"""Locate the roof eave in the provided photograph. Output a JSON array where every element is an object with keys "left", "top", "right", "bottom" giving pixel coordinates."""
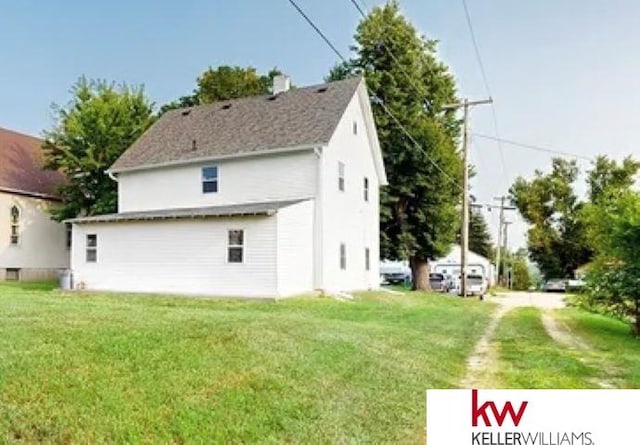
[
  {"left": 108, "top": 143, "right": 323, "bottom": 175},
  {"left": 0, "top": 186, "right": 61, "bottom": 201},
  {"left": 66, "top": 210, "right": 277, "bottom": 224}
]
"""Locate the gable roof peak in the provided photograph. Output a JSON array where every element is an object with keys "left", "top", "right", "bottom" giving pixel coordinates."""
[{"left": 110, "top": 76, "right": 365, "bottom": 172}]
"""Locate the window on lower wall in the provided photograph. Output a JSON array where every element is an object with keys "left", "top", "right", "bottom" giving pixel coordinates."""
[
  {"left": 66, "top": 224, "right": 72, "bottom": 250},
  {"left": 340, "top": 243, "right": 347, "bottom": 270},
  {"left": 365, "top": 247, "right": 370, "bottom": 271},
  {"left": 5, "top": 268, "right": 20, "bottom": 281},
  {"left": 228, "top": 229, "right": 244, "bottom": 263},
  {"left": 10, "top": 205, "right": 19, "bottom": 245},
  {"left": 86, "top": 234, "right": 97, "bottom": 262}
]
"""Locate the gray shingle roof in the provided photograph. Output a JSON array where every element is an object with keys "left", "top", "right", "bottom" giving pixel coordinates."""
[
  {"left": 110, "top": 76, "right": 364, "bottom": 172},
  {"left": 66, "top": 199, "right": 308, "bottom": 224}
]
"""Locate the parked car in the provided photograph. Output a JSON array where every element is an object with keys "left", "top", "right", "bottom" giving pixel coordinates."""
[
  {"left": 429, "top": 273, "right": 448, "bottom": 292},
  {"left": 463, "top": 273, "right": 487, "bottom": 297},
  {"left": 380, "top": 260, "right": 411, "bottom": 285},
  {"left": 566, "top": 279, "right": 586, "bottom": 292},
  {"left": 543, "top": 279, "right": 567, "bottom": 292}
]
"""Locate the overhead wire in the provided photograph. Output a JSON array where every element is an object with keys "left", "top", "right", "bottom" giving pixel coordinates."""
[
  {"left": 288, "top": 0, "right": 464, "bottom": 191},
  {"left": 460, "top": 0, "right": 511, "bottom": 186}
]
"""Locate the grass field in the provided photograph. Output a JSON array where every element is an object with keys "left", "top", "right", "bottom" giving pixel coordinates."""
[
  {"left": 493, "top": 308, "right": 597, "bottom": 388},
  {"left": 0, "top": 282, "right": 492, "bottom": 444},
  {"left": 557, "top": 308, "right": 640, "bottom": 388},
  {"left": 493, "top": 307, "right": 640, "bottom": 389}
]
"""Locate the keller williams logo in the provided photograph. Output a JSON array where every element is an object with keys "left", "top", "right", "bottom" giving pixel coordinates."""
[{"left": 472, "top": 390, "right": 529, "bottom": 427}]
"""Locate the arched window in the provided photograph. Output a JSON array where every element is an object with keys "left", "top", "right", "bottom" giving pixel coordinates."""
[{"left": 10, "top": 205, "right": 19, "bottom": 245}]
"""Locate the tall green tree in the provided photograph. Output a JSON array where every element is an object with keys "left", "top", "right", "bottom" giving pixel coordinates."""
[
  {"left": 43, "top": 77, "right": 154, "bottom": 221},
  {"left": 328, "top": 1, "right": 463, "bottom": 289},
  {"left": 583, "top": 191, "right": 640, "bottom": 335},
  {"left": 160, "top": 66, "right": 282, "bottom": 114},
  {"left": 468, "top": 209, "right": 493, "bottom": 259},
  {"left": 588, "top": 155, "right": 640, "bottom": 204},
  {"left": 510, "top": 251, "right": 531, "bottom": 291},
  {"left": 510, "top": 158, "right": 591, "bottom": 279}
]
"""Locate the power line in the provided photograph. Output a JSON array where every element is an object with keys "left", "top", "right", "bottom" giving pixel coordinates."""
[
  {"left": 287, "top": 0, "right": 347, "bottom": 62},
  {"left": 473, "top": 133, "right": 594, "bottom": 162},
  {"left": 375, "top": 99, "right": 464, "bottom": 191},
  {"left": 347, "top": 0, "right": 437, "bottom": 111},
  {"left": 460, "top": 0, "right": 511, "bottom": 186},
  {"left": 461, "top": 0, "right": 492, "bottom": 97},
  {"left": 288, "top": 0, "right": 463, "bottom": 191}
]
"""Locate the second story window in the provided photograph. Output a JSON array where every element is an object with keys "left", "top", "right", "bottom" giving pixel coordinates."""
[
  {"left": 86, "top": 234, "right": 97, "bottom": 263},
  {"left": 202, "top": 166, "right": 219, "bottom": 193},
  {"left": 338, "top": 162, "right": 345, "bottom": 192},
  {"left": 340, "top": 243, "right": 346, "bottom": 270},
  {"left": 363, "top": 177, "right": 369, "bottom": 202},
  {"left": 10, "top": 205, "right": 19, "bottom": 245},
  {"left": 353, "top": 121, "right": 358, "bottom": 135}
]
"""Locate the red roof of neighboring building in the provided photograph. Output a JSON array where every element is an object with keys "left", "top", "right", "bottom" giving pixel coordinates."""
[{"left": 0, "top": 127, "right": 65, "bottom": 199}]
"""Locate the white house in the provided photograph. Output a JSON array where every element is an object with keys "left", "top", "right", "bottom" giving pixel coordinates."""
[
  {"left": 0, "top": 127, "right": 69, "bottom": 280},
  {"left": 68, "top": 76, "right": 387, "bottom": 297},
  {"left": 431, "top": 244, "right": 495, "bottom": 287}
]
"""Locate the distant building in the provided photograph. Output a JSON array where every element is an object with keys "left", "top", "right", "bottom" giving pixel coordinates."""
[
  {"left": 431, "top": 244, "right": 495, "bottom": 288},
  {"left": 0, "top": 127, "right": 69, "bottom": 280}
]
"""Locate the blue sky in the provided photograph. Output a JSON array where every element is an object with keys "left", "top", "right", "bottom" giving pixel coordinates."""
[{"left": 2, "top": 0, "right": 640, "bottom": 248}]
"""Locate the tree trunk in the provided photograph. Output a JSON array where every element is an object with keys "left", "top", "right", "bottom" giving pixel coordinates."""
[{"left": 410, "top": 256, "right": 432, "bottom": 291}]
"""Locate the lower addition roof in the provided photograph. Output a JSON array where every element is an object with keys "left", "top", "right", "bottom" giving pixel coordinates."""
[{"left": 66, "top": 198, "right": 310, "bottom": 224}]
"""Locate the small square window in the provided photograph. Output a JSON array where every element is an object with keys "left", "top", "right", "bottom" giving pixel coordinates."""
[
  {"left": 338, "top": 162, "right": 345, "bottom": 192},
  {"left": 340, "top": 243, "right": 346, "bottom": 270},
  {"left": 5, "top": 268, "right": 20, "bottom": 281},
  {"left": 202, "top": 166, "right": 219, "bottom": 193}
]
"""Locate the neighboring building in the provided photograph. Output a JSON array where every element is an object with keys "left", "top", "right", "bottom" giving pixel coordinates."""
[
  {"left": 68, "top": 76, "right": 387, "bottom": 297},
  {"left": 0, "top": 127, "right": 69, "bottom": 280},
  {"left": 431, "top": 244, "right": 495, "bottom": 289}
]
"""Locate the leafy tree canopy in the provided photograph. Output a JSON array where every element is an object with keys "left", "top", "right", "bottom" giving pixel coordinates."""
[
  {"left": 510, "top": 158, "right": 591, "bottom": 279},
  {"left": 511, "top": 156, "right": 639, "bottom": 280},
  {"left": 582, "top": 190, "right": 640, "bottom": 335},
  {"left": 43, "top": 77, "right": 154, "bottom": 221},
  {"left": 160, "top": 66, "right": 282, "bottom": 114}
]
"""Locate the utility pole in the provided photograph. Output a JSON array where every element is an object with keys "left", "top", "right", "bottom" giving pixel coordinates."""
[
  {"left": 442, "top": 98, "right": 492, "bottom": 297},
  {"left": 493, "top": 196, "right": 516, "bottom": 286},
  {"left": 503, "top": 221, "right": 513, "bottom": 287}
]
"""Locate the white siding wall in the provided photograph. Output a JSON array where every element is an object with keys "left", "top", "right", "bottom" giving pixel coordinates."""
[
  {"left": 71, "top": 216, "right": 278, "bottom": 297},
  {"left": 276, "top": 199, "right": 314, "bottom": 296},
  {"left": 0, "top": 192, "right": 69, "bottom": 279},
  {"left": 118, "top": 150, "right": 317, "bottom": 212},
  {"left": 318, "top": 87, "right": 381, "bottom": 293}
]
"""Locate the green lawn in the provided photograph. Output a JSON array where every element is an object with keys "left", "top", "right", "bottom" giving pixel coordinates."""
[
  {"left": 556, "top": 308, "right": 640, "bottom": 388},
  {"left": 493, "top": 308, "right": 597, "bottom": 388},
  {"left": 0, "top": 282, "right": 492, "bottom": 444},
  {"left": 492, "top": 307, "right": 640, "bottom": 389}
]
